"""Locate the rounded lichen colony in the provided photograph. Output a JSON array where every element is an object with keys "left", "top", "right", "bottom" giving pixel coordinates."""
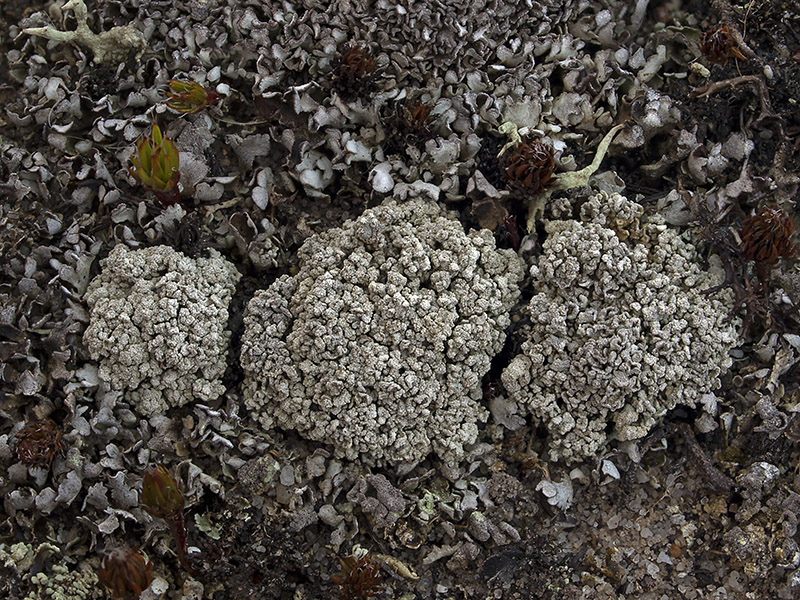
[
  {"left": 241, "top": 199, "right": 524, "bottom": 465},
  {"left": 502, "top": 192, "right": 740, "bottom": 463},
  {"left": 83, "top": 245, "right": 241, "bottom": 416}
]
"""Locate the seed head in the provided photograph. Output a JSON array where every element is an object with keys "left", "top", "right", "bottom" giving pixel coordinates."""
[
  {"left": 166, "top": 80, "right": 219, "bottom": 114},
  {"left": 740, "top": 206, "right": 798, "bottom": 287},
  {"left": 14, "top": 419, "right": 65, "bottom": 468},
  {"left": 501, "top": 138, "right": 555, "bottom": 196},
  {"left": 128, "top": 124, "right": 181, "bottom": 206},
  {"left": 332, "top": 553, "right": 383, "bottom": 600},
  {"left": 97, "top": 547, "right": 153, "bottom": 600},
  {"left": 141, "top": 465, "right": 184, "bottom": 519}
]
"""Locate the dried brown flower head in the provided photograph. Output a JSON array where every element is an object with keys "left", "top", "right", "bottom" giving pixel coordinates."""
[
  {"left": 740, "top": 207, "right": 798, "bottom": 264},
  {"left": 740, "top": 206, "right": 798, "bottom": 285},
  {"left": 383, "top": 98, "right": 436, "bottom": 153},
  {"left": 332, "top": 45, "right": 380, "bottom": 98},
  {"left": 398, "top": 99, "right": 434, "bottom": 133},
  {"left": 501, "top": 138, "right": 556, "bottom": 196},
  {"left": 97, "top": 547, "right": 154, "bottom": 600},
  {"left": 395, "top": 99, "right": 435, "bottom": 146},
  {"left": 332, "top": 553, "right": 384, "bottom": 600},
  {"left": 14, "top": 419, "right": 66, "bottom": 467},
  {"left": 700, "top": 25, "right": 747, "bottom": 64}
]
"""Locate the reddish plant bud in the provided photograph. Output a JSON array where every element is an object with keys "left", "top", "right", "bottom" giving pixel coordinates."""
[
  {"left": 97, "top": 547, "right": 153, "bottom": 600},
  {"left": 501, "top": 137, "right": 556, "bottom": 196},
  {"left": 141, "top": 465, "right": 195, "bottom": 574},
  {"left": 141, "top": 465, "right": 184, "bottom": 520},
  {"left": 15, "top": 419, "right": 66, "bottom": 468},
  {"left": 503, "top": 214, "right": 521, "bottom": 252},
  {"left": 332, "top": 553, "right": 384, "bottom": 600},
  {"left": 166, "top": 80, "right": 220, "bottom": 114}
]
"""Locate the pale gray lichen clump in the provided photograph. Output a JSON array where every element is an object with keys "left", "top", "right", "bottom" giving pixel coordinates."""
[
  {"left": 83, "top": 245, "right": 241, "bottom": 416},
  {"left": 502, "top": 192, "right": 740, "bottom": 463},
  {"left": 241, "top": 199, "right": 523, "bottom": 465}
]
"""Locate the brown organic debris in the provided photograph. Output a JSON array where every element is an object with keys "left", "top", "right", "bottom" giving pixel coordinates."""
[
  {"left": 674, "top": 422, "right": 736, "bottom": 495},
  {"left": 699, "top": 25, "right": 747, "bottom": 64},
  {"left": 469, "top": 196, "right": 508, "bottom": 232},
  {"left": 691, "top": 75, "right": 778, "bottom": 127}
]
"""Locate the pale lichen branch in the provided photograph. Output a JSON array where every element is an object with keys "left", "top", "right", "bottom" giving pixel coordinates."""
[
  {"left": 22, "top": 0, "right": 145, "bottom": 65},
  {"left": 526, "top": 124, "right": 624, "bottom": 230}
]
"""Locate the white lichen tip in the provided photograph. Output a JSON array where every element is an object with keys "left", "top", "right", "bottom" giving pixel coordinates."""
[
  {"left": 22, "top": 0, "right": 145, "bottom": 65},
  {"left": 497, "top": 121, "right": 523, "bottom": 158}
]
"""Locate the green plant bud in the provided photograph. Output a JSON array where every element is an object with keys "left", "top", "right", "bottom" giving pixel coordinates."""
[{"left": 141, "top": 465, "right": 184, "bottom": 519}]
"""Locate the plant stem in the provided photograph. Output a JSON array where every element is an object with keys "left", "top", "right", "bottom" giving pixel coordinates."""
[
  {"left": 154, "top": 187, "right": 182, "bottom": 207},
  {"left": 168, "top": 513, "right": 196, "bottom": 575}
]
